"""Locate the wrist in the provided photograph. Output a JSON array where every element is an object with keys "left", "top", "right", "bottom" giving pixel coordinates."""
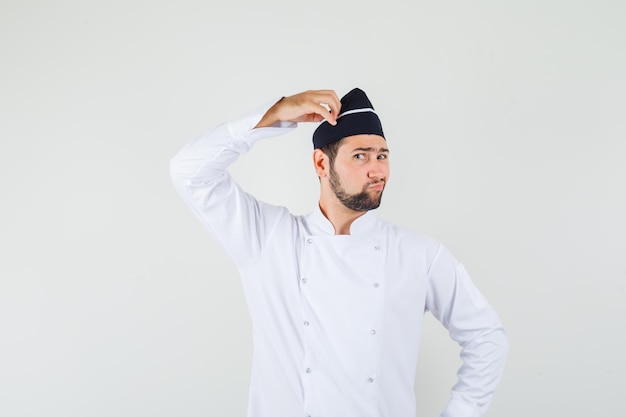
[{"left": 254, "top": 97, "right": 284, "bottom": 129}]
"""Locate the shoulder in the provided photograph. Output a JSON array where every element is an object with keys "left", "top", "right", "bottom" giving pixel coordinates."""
[{"left": 375, "top": 217, "right": 441, "bottom": 256}]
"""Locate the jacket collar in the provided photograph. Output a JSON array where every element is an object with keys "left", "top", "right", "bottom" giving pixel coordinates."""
[{"left": 310, "top": 204, "right": 377, "bottom": 236}]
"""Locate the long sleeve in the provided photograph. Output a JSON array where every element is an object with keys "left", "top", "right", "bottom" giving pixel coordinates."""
[
  {"left": 425, "top": 244, "right": 509, "bottom": 417},
  {"left": 169, "top": 99, "right": 297, "bottom": 266}
]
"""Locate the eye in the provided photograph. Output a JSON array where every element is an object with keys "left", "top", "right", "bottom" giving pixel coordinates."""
[
  {"left": 354, "top": 153, "right": 365, "bottom": 160},
  {"left": 377, "top": 154, "right": 388, "bottom": 160}
]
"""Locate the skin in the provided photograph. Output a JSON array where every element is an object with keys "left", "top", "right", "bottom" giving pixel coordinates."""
[{"left": 255, "top": 90, "right": 390, "bottom": 235}]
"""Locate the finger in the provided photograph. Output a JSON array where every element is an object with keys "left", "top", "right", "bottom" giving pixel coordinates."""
[
  {"left": 312, "top": 91, "right": 341, "bottom": 125},
  {"left": 317, "top": 90, "right": 341, "bottom": 125},
  {"left": 318, "top": 102, "right": 336, "bottom": 124},
  {"left": 303, "top": 101, "right": 335, "bottom": 125},
  {"left": 315, "top": 102, "right": 337, "bottom": 126},
  {"left": 325, "top": 92, "right": 341, "bottom": 124}
]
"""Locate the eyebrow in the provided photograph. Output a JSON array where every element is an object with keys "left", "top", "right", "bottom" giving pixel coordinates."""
[{"left": 351, "top": 147, "right": 390, "bottom": 153}]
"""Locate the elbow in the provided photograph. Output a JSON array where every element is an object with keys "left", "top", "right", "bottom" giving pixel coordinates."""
[
  {"left": 491, "top": 328, "right": 509, "bottom": 375},
  {"left": 500, "top": 328, "right": 510, "bottom": 358},
  {"left": 482, "top": 327, "right": 509, "bottom": 379},
  {"left": 483, "top": 326, "right": 509, "bottom": 362},
  {"left": 169, "top": 153, "right": 192, "bottom": 192},
  {"left": 169, "top": 156, "right": 182, "bottom": 186},
  {"left": 169, "top": 154, "right": 181, "bottom": 181},
  {"left": 461, "top": 326, "right": 509, "bottom": 370},
  {"left": 492, "top": 324, "right": 509, "bottom": 359},
  {"left": 169, "top": 150, "right": 193, "bottom": 184}
]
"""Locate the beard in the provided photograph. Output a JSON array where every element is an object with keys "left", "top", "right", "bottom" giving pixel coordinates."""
[{"left": 329, "top": 165, "right": 384, "bottom": 212}]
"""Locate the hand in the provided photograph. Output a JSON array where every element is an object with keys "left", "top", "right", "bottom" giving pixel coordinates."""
[{"left": 255, "top": 90, "right": 341, "bottom": 128}]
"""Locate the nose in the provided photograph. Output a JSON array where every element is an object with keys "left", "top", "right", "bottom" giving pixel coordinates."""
[{"left": 367, "top": 161, "right": 386, "bottom": 181}]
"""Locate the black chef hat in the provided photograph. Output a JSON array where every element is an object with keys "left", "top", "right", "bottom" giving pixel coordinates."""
[{"left": 312, "top": 88, "right": 385, "bottom": 149}]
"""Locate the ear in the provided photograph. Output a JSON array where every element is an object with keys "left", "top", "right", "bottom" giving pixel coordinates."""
[{"left": 312, "top": 149, "right": 329, "bottom": 178}]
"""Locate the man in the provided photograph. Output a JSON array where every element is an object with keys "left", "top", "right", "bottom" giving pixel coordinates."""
[{"left": 170, "top": 88, "right": 508, "bottom": 417}]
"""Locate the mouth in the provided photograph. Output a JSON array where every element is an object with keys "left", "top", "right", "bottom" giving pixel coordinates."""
[{"left": 368, "top": 181, "right": 385, "bottom": 191}]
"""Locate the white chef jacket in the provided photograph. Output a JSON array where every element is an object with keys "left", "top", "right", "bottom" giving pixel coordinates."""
[{"left": 170, "top": 99, "right": 508, "bottom": 417}]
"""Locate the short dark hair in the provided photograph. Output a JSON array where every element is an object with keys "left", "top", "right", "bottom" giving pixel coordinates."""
[{"left": 320, "top": 137, "right": 346, "bottom": 168}]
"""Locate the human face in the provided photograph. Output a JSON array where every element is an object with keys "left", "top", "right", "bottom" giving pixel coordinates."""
[{"left": 328, "top": 135, "right": 389, "bottom": 212}]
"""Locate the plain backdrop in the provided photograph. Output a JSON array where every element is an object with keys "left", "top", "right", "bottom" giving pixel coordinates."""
[{"left": 1, "top": 1, "right": 625, "bottom": 416}]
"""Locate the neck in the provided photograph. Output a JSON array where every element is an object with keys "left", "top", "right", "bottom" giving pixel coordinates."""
[{"left": 318, "top": 190, "right": 367, "bottom": 235}]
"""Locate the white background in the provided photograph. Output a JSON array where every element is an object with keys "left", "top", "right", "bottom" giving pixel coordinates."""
[{"left": 1, "top": 1, "right": 625, "bottom": 416}]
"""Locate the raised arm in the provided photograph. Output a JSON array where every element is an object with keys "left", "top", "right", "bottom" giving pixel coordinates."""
[
  {"left": 169, "top": 90, "right": 341, "bottom": 266},
  {"left": 425, "top": 244, "right": 509, "bottom": 417}
]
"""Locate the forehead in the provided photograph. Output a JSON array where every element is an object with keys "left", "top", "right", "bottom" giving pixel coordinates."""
[{"left": 339, "top": 134, "right": 388, "bottom": 153}]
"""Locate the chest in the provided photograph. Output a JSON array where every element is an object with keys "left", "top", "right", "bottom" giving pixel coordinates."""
[{"left": 297, "top": 234, "right": 428, "bottom": 324}]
